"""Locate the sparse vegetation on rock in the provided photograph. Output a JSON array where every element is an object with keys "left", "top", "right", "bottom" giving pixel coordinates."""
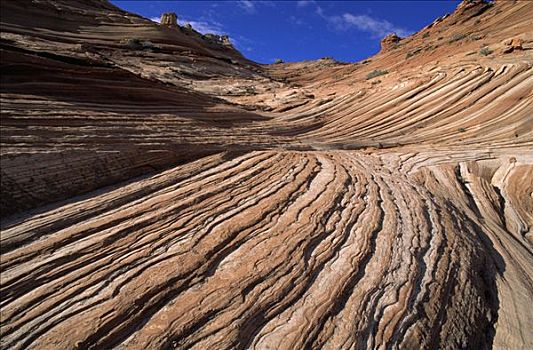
[
  {"left": 449, "top": 33, "right": 467, "bottom": 42},
  {"left": 479, "top": 46, "right": 492, "bottom": 55},
  {"left": 1, "top": 0, "right": 532, "bottom": 349},
  {"left": 122, "top": 37, "right": 157, "bottom": 50},
  {"left": 406, "top": 48, "right": 422, "bottom": 59},
  {"left": 366, "top": 69, "right": 388, "bottom": 79}
]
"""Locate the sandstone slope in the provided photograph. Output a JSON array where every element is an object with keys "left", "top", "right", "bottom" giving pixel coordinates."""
[{"left": 1, "top": 0, "right": 532, "bottom": 349}]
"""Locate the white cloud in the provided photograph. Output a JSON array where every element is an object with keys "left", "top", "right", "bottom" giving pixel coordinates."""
[
  {"left": 341, "top": 13, "right": 412, "bottom": 38},
  {"left": 289, "top": 15, "right": 305, "bottom": 26},
  {"left": 237, "top": 1, "right": 276, "bottom": 14},
  {"left": 183, "top": 19, "right": 224, "bottom": 35},
  {"left": 316, "top": 9, "right": 412, "bottom": 39},
  {"left": 231, "top": 35, "right": 256, "bottom": 53},
  {"left": 297, "top": 0, "right": 315, "bottom": 7},
  {"left": 150, "top": 16, "right": 160, "bottom": 23},
  {"left": 238, "top": 0, "right": 256, "bottom": 14}
]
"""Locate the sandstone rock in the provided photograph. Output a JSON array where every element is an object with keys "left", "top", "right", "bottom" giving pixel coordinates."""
[
  {"left": 457, "top": 0, "right": 487, "bottom": 10},
  {"left": 160, "top": 12, "right": 177, "bottom": 26},
  {"left": 454, "top": 0, "right": 493, "bottom": 24},
  {"left": 502, "top": 37, "right": 523, "bottom": 53},
  {"left": 0, "top": 0, "right": 532, "bottom": 349},
  {"left": 380, "top": 33, "right": 401, "bottom": 51},
  {"left": 204, "top": 33, "right": 232, "bottom": 46}
]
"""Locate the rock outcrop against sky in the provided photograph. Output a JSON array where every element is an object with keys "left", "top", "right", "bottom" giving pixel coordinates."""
[{"left": 0, "top": 0, "right": 532, "bottom": 349}]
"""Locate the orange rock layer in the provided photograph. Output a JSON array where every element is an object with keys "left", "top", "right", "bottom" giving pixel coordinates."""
[{"left": 1, "top": 0, "right": 532, "bottom": 349}]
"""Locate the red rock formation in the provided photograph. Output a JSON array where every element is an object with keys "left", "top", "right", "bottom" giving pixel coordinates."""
[
  {"left": 380, "top": 33, "right": 401, "bottom": 52},
  {"left": 1, "top": 0, "right": 532, "bottom": 349},
  {"left": 160, "top": 12, "right": 178, "bottom": 26}
]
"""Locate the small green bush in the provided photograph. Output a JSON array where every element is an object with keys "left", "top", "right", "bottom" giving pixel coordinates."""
[
  {"left": 274, "top": 58, "right": 284, "bottom": 64},
  {"left": 366, "top": 69, "right": 388, "bottom": 80},
  {"left": 458, "top": 127, "right": 466, "bottom": 133},
  {"left": 479, "top": 46, "right": 492, "bottom": 56},
  {"left": 123, "top": 38, "right": 157, "bottom": 50},
  {"left": 449, "top": 33, "right": 467, "bottom": 43},
  {"left": 124, "top": 37, "right": 142, "bottom": 48},
  {"left": 405, "top": 48, "right": 422, "bottom": 59},
  {"left": 422, "top": 32, "right": 430, "bottom": 39},
  {"left": 141, "top": 40, "right": 156, "bottom": 49}
]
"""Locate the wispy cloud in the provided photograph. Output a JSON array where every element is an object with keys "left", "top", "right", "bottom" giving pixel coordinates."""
[
  {"left": 238, "top": 0, "right": 256, "bottom": 14},
  {"left": 231, "top": 34, "right": 256, "bottom": 53},
  {"left": 150, "top": 16, "right": 224, "bottom": 35},
  {"left": 184, "top": 19, "right": 224, "bottom": 35},
  {"left": 289, "top": 15, "right": 305, "bottom": 26},
  {"left": 297, "top": 0, "right": 315, "bottom": 7},
  {"left": 237, "top": 1, "right": 276, "bottom": 14},
  {"left": 316, "top": 8, "right": 412, "bottom": 38}
]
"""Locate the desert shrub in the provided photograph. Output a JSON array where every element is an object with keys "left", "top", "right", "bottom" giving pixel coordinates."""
[
  {"left": 422, "top": 32, "right": 430, "bottom": 39},
  {"left": 405, "top": 48, "right": 422, "bottom": 59},
  {"left": 449, "top": 33, "right": 467, "bottom": 43},
  {"left": 123, "top": 37, "right": 142, "bottom": 48},
  {"left": 479, "top": 46, "right": 492, "bottom": 56},
  {"left": 141, "top": 40, "right": 156, "bottom": 49},
  {"left": 274, "top": 58, "right": 284, "bottom": 64},
  {"left": 458, "top": 127, "right": 466, "bottom": 132},
  {"left": 366, "top": 69, "right": 388, "bottom": 80},
  {"left": 123, "top": 38, "right": 157, "bottom": 50}
]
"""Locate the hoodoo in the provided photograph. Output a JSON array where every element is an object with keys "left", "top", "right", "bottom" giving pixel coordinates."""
[
  {"left": 380, "top": 33, "right": 401, "bottom": 52},
  {"left": 159, "top": 12, "right": 177, "bottom": 26}
]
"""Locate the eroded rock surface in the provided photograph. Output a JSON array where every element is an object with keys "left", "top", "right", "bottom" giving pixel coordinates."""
[
  {"left": 380, "top": 33, "right": 401, "bottom": 52},
  {"left": 1, "top": 0, "right": 532, "bottom": 349},
  {"left": 160, "top": 12, "right": 178, "bottom": 26}
]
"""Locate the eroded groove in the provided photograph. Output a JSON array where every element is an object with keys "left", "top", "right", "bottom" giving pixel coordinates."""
[{"left": 1, "top": 0, "right": 532, "bottom": 349}]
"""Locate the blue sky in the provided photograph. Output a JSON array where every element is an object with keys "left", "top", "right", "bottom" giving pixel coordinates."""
[{"left": 111, "top": 0, "right": 461, "bottom": 63}]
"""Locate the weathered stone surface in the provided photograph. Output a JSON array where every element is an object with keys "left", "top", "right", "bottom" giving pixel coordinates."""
[
  {"left": 204, "top": 33, "right": 232, "bottom": 46},
  {"left": 160, "top": 12, "right": 177, "bottom": 26},
  {"left": 380, "top": 33, "right": 401, "bottom": 51},
  {"left": 502, "top": 37, "right": 524, "bottom": 54},
  {"left": 1, "top": 0, "right": 532, "bottom": 349}
]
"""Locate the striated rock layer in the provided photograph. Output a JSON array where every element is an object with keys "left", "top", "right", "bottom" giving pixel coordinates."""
[{"left": 1, "top": 0, "right": 532, "bottom": 349}]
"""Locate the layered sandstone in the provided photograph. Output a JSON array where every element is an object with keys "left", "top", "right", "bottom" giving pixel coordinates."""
[
  {"left": 380, "top": 33, "right": 401, "bottom": 51},
  {"left": 160, "top": 12, "right": 178, "bottom": 26},
  {"left": 1, "top": 0, "right": 532, "bottom": 349}
]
